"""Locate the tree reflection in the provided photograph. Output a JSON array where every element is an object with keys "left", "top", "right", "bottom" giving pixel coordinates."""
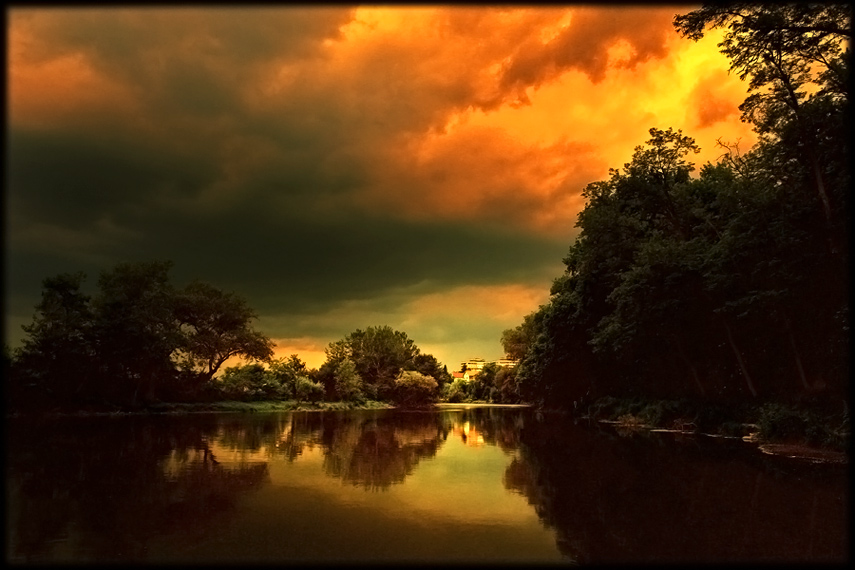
[
  {"left": 322, "top": 412, "right": 446, "bottom": 490},
  {"left": 5, "top": 416, "right": 268, "bottom": 563},
  {"left": 502, "top": 413, "right": 848, "bottom": 564}
]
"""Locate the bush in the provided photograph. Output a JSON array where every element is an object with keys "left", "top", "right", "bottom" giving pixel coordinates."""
[
  {"left": 756, "top": 402, "right": 849, "bottom": 449},
  {"left": 443, "top": 379, "right": 469, "bottom": 403},
  {"left": 215, "top": 363, "right": 283, "bottom": 401},
  {"left": 392, "top": 370, "right": 438, "bottom": 407},
  {"left": 293, "top": 376, "right": 324, "bottom": 403},
  {"left": 757, "top": 403, "right": 811, "bottom": 442}
]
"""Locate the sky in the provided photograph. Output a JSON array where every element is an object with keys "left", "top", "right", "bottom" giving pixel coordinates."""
[{"left": 5, "top": 5, "right": 758, "bottom": 371}]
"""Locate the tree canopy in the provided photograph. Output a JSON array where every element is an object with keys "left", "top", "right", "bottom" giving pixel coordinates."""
[
  {"left": 504, "top": 4, "right": 849, "bottom": 407},
  {"left": 9, "top": 261, "right": 274, "bottom": 409},
  {"left": 318, "top": 325, "right": 450, "bottom": 403}
]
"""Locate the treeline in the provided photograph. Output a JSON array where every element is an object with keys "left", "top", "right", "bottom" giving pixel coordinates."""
[
  {"left": 500, "top": 5, "right": 850, "bottom": 407},
  {"left": 213, "top": 325, "right": 456, "bottom": 407},
  {"left": 5, "top": 261, "right": 275, "bottom": 410},
  {"left": 3, "top": 260, "right": 454, "bottom": 410}
]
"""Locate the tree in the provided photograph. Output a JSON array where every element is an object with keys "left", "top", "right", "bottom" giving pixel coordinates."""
[
  {"left": 501, "top": 312, "right": 543, "bottom": 361},
  {"left": 91, "top": 261, "right": 180, "bottom": 405},
  {"left": 392, "top": 370, "right": 438, "bottom": 407},
  {"left": 269, "top": 355, "right": 323, "bottom": 402},
  {"left": 11, "top": 272, "right": 98, "bottom": 406},
  {"left": 334, "top": 358, "right": 363, "bottom": 402},
  {"left": 674, "top": 4, "right": 851, "bottom": 247},
  {"left": 318, "top": 325, "right": 449, "bottom": 402},
  {"left": 216, "top": 363, "right": 277, "bottom": 401},
  {"left": 10, "top": 260, "right": 276, "bottom": 408},
  {"left": 172, "top": 280, "right": 275, "bottom": 390}
]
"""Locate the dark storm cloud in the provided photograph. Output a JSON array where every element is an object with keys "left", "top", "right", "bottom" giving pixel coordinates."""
[
  {"left": 8, "top": 6, "right": 756, "bottom": 367},
  {"left": 6, "top": 115, "right": 567, "bottom": 340},
  {"left": 497, "top": 6, "right": 680, "bottom": 101}
]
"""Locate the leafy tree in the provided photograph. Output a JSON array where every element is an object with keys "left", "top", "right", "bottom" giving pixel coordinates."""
[
  {"left": 216, "top": 363, "right": 279, "bottom": 401},
  {"left": 504, "top": 5, "right": 849, "bottom": 409},
  {"left": 268, "top": 355, "right": 323, "bottom": 402},
  {"left": 91, "top": 261, "right": 180, "bottom": 405},
  {"left": 9, "top": 260, "right": 275, "bottom": 408},
  {"left": 501, "top": 312, "right": 544, "bottom": 361},
  {"left": 172, "top": 280, "right": 275, "bottom": 390},
  {"left": 334, "top": 358, "right": 364, "bottom": 402},
  {"left": 318, "top": 325, "right": 449, "bottom": 402},
  {"left": 11, "top": 272, "right": 98, "bottom": 406},
  {"left": 443, "top": 378, "right": 470, "bottom": 403},
  {"left": 674, "top": 3, "right": 851, "bottom": 247},
  {"left": 392, "top": 370, "right": 438, "bottom": 407},
  {"left": 412, "top": 353, "right": 452, "bottom": 392}
]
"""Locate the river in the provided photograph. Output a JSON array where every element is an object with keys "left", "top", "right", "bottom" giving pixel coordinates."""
[{"left": 5, "top": 405, "right": 848, "bottom": 564}]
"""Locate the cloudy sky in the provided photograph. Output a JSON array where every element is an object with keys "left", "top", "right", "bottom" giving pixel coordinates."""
[{"left": 6, "top": 5, "right": 757, "bottom": 371}]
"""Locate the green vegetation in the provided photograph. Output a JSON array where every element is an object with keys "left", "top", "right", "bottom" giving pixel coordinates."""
[
  {"left": 6, "top": 284, "right": 453, "bottom": 412},
  {"left": 7, "top": 261, "right": 274, "bottom": 411},
  {"left": 441, "top": 363, "right": 521, "bottom": 404},
  {"left": 315, "top": 325, "right": 451, "bottom": 404},
  {"left": 499, "top": 5, "right": 849, "bottom": 437},
  {"left": 583, "top": 396, "right": 849, "bottom": 452}
]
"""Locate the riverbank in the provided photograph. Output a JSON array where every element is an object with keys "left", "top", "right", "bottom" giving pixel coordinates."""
[
  {"left": 5, "top": 399, "right": 396, "bottom": 419},
  {"left": 578, "top": 395, "right": 849, "bottom": 463}
]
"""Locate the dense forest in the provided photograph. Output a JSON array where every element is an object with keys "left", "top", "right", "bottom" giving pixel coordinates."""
[{"left": 501, "top": 5, "right": 850, "bottom": 408}]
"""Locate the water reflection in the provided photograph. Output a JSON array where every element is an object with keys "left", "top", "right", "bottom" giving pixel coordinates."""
[
  {"left": 5, "top": 408, "right": 848, "bottom": 564},
  {"left": 6, "top": 416, "right": 268, "bottom": 563},
  {"left": 504, "top": 413, "right": 849, "bottom": 564}
]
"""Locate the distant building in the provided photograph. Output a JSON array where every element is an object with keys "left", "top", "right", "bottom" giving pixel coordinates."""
[
  {"left": 451, "top": 371, "right": 471, "bottom": 382},
  {"left": 460, "top": 358, "right": 486, "bottom": 373},
  {"left": 460, "top": 357, "right": 518, "bottom": 376}
]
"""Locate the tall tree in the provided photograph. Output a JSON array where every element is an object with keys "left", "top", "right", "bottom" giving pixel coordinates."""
[
  {"left": 11, "top": 272, "right": 97, "bottom": 405},
  {"left": 674, "top": 4, "right": 851, "bottom": 248},
  {"left": 172, "top": 280, "right": 275, "bottom": 390}
]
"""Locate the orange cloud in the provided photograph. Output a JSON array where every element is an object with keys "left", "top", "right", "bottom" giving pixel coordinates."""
[
  {"left": 690, "top": 70, "right": 743, "bottom": 129},
  {"left": 8, "top": 21, "right": 139, "bottom": 128},
  {"left": 497, "top": 6, "right": 681, "bottom": 95},
  {"left": 357, "top": 123, "right": 603, "bottom": 238}
]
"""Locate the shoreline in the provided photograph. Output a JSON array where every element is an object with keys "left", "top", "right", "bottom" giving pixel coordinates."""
[{"left": 6, "top": 399, "right": 846, "bottom": 464}]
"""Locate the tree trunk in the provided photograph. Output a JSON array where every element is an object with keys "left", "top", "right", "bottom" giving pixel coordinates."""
[
  {"left": 721, "top": 317, "right": 757, "bottom": 398},
  {"left": 781, "top": 312, "right": 811, "bottom": 392},
  {"left": 671, "top": 335, "right": 706, "bottom": 397}
]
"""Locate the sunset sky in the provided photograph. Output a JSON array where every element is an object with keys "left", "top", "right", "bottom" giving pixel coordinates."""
[{"left": 6, "top": 6, "right": 758, "bottom": 371}]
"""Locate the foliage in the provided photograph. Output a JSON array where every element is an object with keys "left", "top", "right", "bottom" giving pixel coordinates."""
[
  {"left": 172, "top": 281, "right": 275, "bottom": 386},
  {"left": 756, "top": 402, "right": 849, "bottom": 449},
  {"left": 8, "top": 261, "right": 275, "bottom": 410},
  {"left": 268, "top": 355, "right": 322, "bottom": 402},
  {"left": 333, "top": 358, "right": 364, "bottom": 403},
  {"left": 391, "top": 370, "right": 438, "bottom": 407},
  {"left": 318, "top": 325, "right": 450, "bottom": 403},
  {"left": 505, "top": 5, "right": 849, "bottom": 410},
  {"left": 215, "top": 363, "right": 280, "bottom": 402},
  {"left": 293, "top": 376, "right": 325, "bottom": 403},
  {"left": 443, "top": 379, "right": 470, "bottom": 403}
]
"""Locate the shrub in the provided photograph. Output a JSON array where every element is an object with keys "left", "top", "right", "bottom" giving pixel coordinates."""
[
  {"left": 293, "top": 376, "right": 324, "bottom": 403},
  {"left": 392, "top": 370, "right": 438, "bottom": 407},
  {"left": 443, "top": 379, "right": 469, "bottom": 403},
  {"left": 757, "top": 403, "right": 811, "bottom": 442},
  {"left": 216, "top": 363, "right": 283, "bottom": 401}
]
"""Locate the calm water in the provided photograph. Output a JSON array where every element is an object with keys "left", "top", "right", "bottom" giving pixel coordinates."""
[{"left": 5, "top": 405, "right": 848, "bottom": 564}]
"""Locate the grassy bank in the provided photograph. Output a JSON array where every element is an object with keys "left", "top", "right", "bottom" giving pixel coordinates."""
[
  {"left": 581, "top": 396, "right": 850, "bottom": 452},
  {"left": 146, "top": 400, "right": 396, "bottom": 414},
  {"left": 6, "top": 399, "right": 396, "bottom": 418}
]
